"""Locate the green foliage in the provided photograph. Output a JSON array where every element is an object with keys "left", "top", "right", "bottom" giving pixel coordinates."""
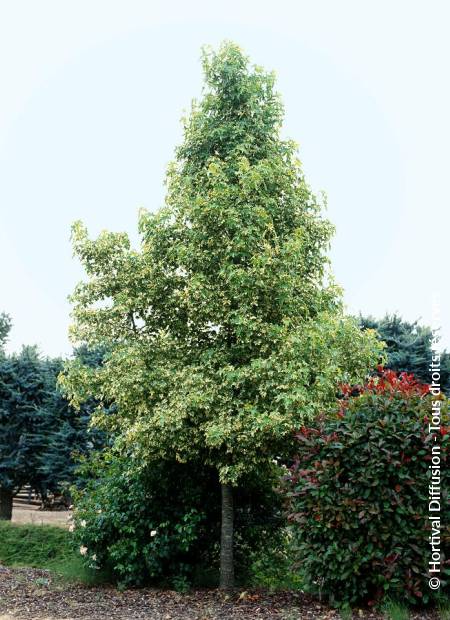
[
  {"left": 0, "top": 346, "right": 56, "bottom": 496},
  {"left": 439, "top": 597, "right": 450, "bottom": 620},
  {"left": 382, "top": 599, "right": 410, "bottom": 620},
  {"left": 71, "top": 450, "right": 283, "bottom": 588},
  {"left": 360, "top": 314, "right": 450, "bottom": 393},
  {"left": 338, "top": 605, "right": 353, "bottom": 620},
  {"left": 284, "top": 371, "right": 450, "bottom": 606},
  {"left": 39, "top": 347, "right": 108, "bottom": 496},
  {"left": 0, "top": 312, "right": 12, "bottom": 352},
  {"left": 62, "top": 41, "right": 381, "bottom": 488},
  {"left": 249, "top": 531, "right": 304, "bottom": 591},
  {"left": 0, "top": 521, "right": 105, "bottom": 585},
  {"left": 61, "top": 41, "right": 381, "bottom": 586},
  {"left": 0, "top": 342, "right": 106, "bottom": 502}
]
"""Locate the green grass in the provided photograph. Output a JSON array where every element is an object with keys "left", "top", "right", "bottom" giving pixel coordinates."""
[
  {"left": 439, "top": 597, "right": 450, "bottom": 620},
  {"left": 382, "top": 599, "right": 410, "bottom": 620},
  {"left": 0, "top": 521, "right": 107, "bottom": 585},
  {"left": 338, "top": 604, "right": 353, "bottom": 619}
]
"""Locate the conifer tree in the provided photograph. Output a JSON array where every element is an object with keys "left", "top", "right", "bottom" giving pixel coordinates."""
[
  {"left": 360, "top": 313, "right": 450, "bottom": 393},
  {"left": 0, "top": 329, "right": 105, "bottom": 519},
  {"left": 39, "top": 349, "right": 107, "bottom": 497},
  {"left": 0, "top": 346, "right": 53, "bottom": 519}
]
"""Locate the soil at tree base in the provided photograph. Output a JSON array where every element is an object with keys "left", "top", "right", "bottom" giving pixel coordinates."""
[{"left": 0, "top": 566, "right": 441, "bottom": 620}]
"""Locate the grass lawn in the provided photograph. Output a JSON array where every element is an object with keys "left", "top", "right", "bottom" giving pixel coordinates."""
[{"left": 0, "top": 520, "right": 104, "bottom": 584}]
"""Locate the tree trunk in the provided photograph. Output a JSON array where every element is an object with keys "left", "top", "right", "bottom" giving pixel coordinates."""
[
  {"left": 219, "top": 482, "right": 234, "bottom": 589},
  {"left": 0, "top": 487, "right": 13, "bottom": 520}
]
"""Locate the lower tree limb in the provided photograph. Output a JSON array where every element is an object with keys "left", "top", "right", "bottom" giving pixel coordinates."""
[
  {"left": 0, "top": 487, "right": 13, "bottom": 521},
  {"left": 219, "top": 482, "right": 234, "bottom": 589}
]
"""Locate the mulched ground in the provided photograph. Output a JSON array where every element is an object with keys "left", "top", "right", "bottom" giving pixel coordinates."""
[{"left": 0, "top": 566, "right": 440, "bottom": 619}]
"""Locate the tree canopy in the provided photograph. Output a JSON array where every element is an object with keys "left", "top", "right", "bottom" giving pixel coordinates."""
[
  {"left": 0, "top": 313, "right": 12, "bottom": 353},
  {"left": 64, "top": 43, "right": 380, "bottom": 479}
]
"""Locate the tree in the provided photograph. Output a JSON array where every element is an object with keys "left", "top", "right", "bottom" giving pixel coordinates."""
[
  {"left": 0, "top": 329, "right": 106, "bottom": 519},
  {"left": 0, "top": 346, "right": 54, "bottom": 519},
  {"left": 0, "top": 313, "right": 12, "bottom": 353},
  {"left": 62, "top": 42, "right": 382, "bottom": 587},
  {"left": 38, "top": 348, "right": 108, "bottom": 500},
  {"left": 70, "top": 450, "right": 283, "bottom": 587},
  {"left": 360, "top": 313, "right": 450, "bottom": 393}
]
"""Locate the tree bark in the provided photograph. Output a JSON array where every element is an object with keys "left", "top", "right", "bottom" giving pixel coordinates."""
[
  {"left": 0, "top": 487, "right": 13, "bottom": 520},
  {"left": 219, "top": 482, "right": 234, "bottom": 589}
]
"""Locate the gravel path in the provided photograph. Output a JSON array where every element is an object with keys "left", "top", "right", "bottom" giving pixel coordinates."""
[{"left": 0, "top": 566, "right": 440, "bottom": 619}]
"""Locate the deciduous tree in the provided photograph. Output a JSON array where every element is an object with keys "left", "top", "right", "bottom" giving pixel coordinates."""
[{"left": 62, "top": 42, "right": 381, "bottom": 587}]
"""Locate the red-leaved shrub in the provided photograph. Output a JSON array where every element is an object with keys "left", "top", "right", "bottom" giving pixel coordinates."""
[{"left": 283, "top": 369, "right": 449, "bottom": 605}]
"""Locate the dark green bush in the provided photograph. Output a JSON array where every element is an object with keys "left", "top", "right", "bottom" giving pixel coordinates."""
[
  {"left": 248, "top": 531, "right": 304, "bottom": 591},
  {"left": 71, "top": 451, "right": 282, "bottom": 588},
  {"left": 284, "top": 370, "right": 450, "bottom": 606}
]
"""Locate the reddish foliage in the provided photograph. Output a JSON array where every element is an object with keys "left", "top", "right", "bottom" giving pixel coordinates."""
[
  {"left": 339, "top": 366, "right": 430, "bottom": 402},
  {"left": 285, "top": 368, "right": 450, "bottom": 606}
]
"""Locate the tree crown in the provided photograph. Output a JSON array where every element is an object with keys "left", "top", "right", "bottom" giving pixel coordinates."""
[{"left": 64, "top": 42, "right": 381, "bottom": 483}]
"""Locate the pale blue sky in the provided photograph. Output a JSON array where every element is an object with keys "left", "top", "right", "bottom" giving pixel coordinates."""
[{"left": 1, "top": 0, "right": 448, "bottom": 356}]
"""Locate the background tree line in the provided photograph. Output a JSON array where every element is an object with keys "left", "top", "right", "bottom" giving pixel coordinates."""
[{"left": 0, "top": 313, "right": 105, "bottom": 519}]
